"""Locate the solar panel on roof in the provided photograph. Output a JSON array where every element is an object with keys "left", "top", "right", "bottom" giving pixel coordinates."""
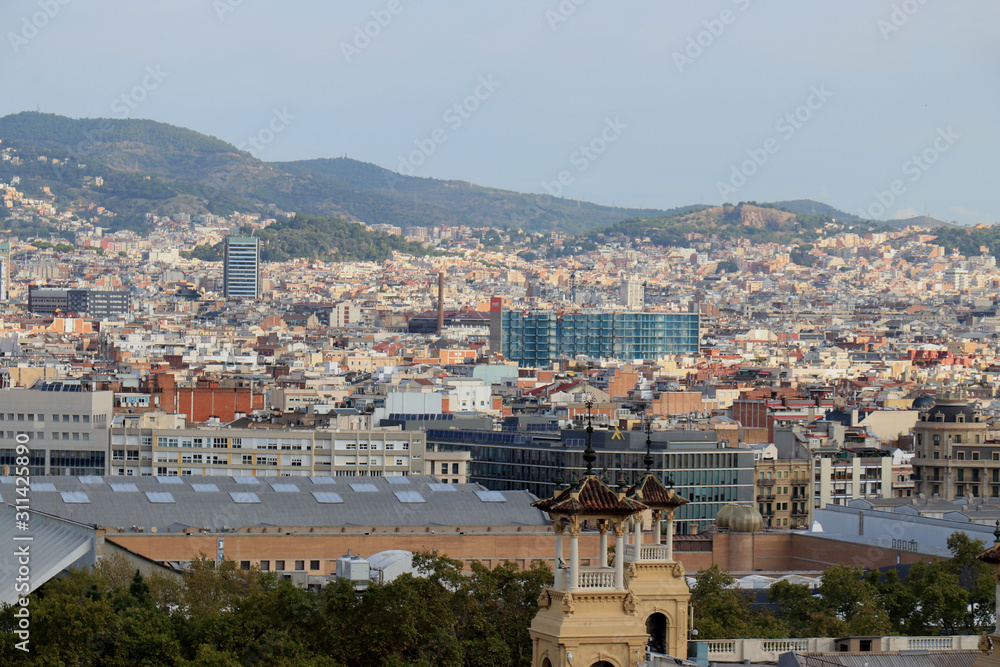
[
  {"left": 229, "top": 492, "right": 260, "bottom": 503},
  {"left": 271, "top": 484, "right": 299, "bottom": 493},
  {"left": 31, "top": 483, "right": 56, "bottom": 492},
  {"left": 475, "top": 490, "right": 507, "bottom": 502},
  {"left": 60, "top": 491, "right": 90, "bottom": 504},
  {"left": 428, "top": 483, "right": 455, "bottom": 492},
  {"left": 312, "top": 491, "right": 344, "bottom": 503},
  {"left": 394, "top": 491, "right": 426, "bottom": 503},
  {"left": 385, "top": 477, "right": 410, "bottom": 485},
  {"left": 145, "top": 492, "right": 175, "bottom": 503},
  {"left": 192, "top": 484, "right": 219, "bottom": 492},
  {"left": 111, "top": 483, "right": 139, "bottom": 492},
  {"left": 78, "top": 476, "right": 104, "bottom": 484},
  {"left": 156, "top": 476, "right": 183, "bottom": 484},
  {"left": 350, "top": 483, "right": 378, "bottom": 492},
  {"left": 233, "top": 477, "right": 259, "bottom": 485},
  {"left": 309, "top": 477, "right": 335, "bottom": 485}
]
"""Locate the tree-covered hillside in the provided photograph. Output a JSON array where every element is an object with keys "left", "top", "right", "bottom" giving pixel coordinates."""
[{"left": 182, "top": 215, "right": 442, "bottom": 263}]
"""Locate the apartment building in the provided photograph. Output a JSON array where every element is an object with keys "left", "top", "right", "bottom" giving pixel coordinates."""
[
  {"left": 753, "top": 457, "right": 812, "bottom": 529},
  {"left": 0, "top": 380, "right": 114, "bottom": 476},
  {"left": 911, "top": 387, "right": 996, "bottom": 499},
  {"left": 109, "top": 420, "right": 468, "bottom": 483}
]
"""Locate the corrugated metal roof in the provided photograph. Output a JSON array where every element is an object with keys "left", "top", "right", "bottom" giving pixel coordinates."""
[
  {"left": 0, "top": 509, "right": 95, "bottom": 605},
  {"left": 0, "top": 475, "right": 547, "bottom": 531},
  {"left": 797, "top": 651, "right": 979, "bottom": 667}
]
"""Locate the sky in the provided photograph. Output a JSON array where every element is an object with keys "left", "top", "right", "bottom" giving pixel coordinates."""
[{"left": 2, "top": 0, "right": 998, "bottom": 225}]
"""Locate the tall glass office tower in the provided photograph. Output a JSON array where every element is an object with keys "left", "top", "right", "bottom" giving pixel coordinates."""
[{"left": 223, "top": 236, "right": 260, "bottom": 300}]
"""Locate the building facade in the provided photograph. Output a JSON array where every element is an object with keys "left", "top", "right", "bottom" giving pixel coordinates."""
[
  {"left": 109, "top": 423, "right": 468, "bottom": 482},
  {"left": 813, "top": 453, "right": 894, "bottom": 509},
  {"left": 0, "top": 241, "right": 9, "bottom": 302},
  {"left": 0, "top": 381, "right": 114, "bottom": 476},
  {"left": 223, "top": 236, "right": 261, "bottom": 300},
  {"left": 753, "top": 457, "right": 812, "bottom": 529},
  {"left": 426, "top": 425, "right": 753, "bottom": 534},
  {"left": 27, "top": 287, "right": 130, "bottom": 318},
  {"left": 911, "top": 387, "right": 994, "bottom": 499},
  {"left": 495, "top": 308, "right": 700, "bottom": 366}
]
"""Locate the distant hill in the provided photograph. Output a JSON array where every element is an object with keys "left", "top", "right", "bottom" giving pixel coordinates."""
[
  {"left": 557, "top": 202, "right": 894, "bottom": 255},
  {"left": 0, "top": 112, "right": 679, "bottom": 234}
]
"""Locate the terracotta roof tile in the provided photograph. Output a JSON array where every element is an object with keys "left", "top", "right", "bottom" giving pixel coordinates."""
[
  {"left": 533, "top": 476, "right": 647, "bottom": 516},
  {"left": 627, "top": 475, "right": 689, "bottom": 510}
]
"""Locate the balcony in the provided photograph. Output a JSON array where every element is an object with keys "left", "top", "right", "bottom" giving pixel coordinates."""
[
  {"left": 622, "top": 544, "right": 671, "bottom": 561},
  {"left": 576, "top": 569, "right": 616, "bottom": 589},
  {"left": 758, "top": 478, "right": 776, "bottom": 486}
]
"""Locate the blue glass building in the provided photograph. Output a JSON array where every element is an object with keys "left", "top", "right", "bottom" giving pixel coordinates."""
[{"left": 497, "top": 309, "right": 699, "bottom": 366}]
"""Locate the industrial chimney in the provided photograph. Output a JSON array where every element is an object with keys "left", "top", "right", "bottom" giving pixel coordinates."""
[{"left": 437, "top": 272, "right": 445, "bottom": 334}]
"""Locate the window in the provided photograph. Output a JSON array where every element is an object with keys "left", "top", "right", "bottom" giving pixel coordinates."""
[
  {"left": 275, "top": 560, "right": 285, "bottom": 571},
  {"left": 957, "top": 452, "right": 966, "bottom": 461},
  {"left": 955, "top": 435, "right": 963, "bottom": 444},
  {"left": 260, "top": 561, "right": 270, "bottom": 571},
  {"left": 242, "top": 455, "right": 253, "bottom": 465},
  {"left": 385, "top": 443, "right": 394, "bottom": 450},
  {"left": 973, "top": 452, "right": 980, "bottom": 461},
  {"left": 452, "top": 463, "right": 459, "bottom": 474},
  {"left": 402, "top": 443, "right": 409, "bottom": 450},
  {"left": 295, "top": 560, "right": 305, "bottom": 571},
  {"left": 241, "top": 561, "right": 251, "bottom": 570},
  {"left": 310, "top": 560, "right": 320, "bottom": 570}
]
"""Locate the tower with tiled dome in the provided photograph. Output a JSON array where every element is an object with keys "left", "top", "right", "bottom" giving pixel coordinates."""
[{"left": 529, "top": 407, "right": 691, "bottom": 667}]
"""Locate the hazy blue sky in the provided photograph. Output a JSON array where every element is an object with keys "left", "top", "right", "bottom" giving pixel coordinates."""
[{"left": 2, "top": 0, "right": 997, "bottom": 224}]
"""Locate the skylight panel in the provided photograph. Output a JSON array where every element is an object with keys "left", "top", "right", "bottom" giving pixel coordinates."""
[
  {"left": 475, "top": 490, "right": 507, "bottom": 502},
  {"left": 192, "top": 484, "right": 219, "bottom": 492},
  {"left": 350, "top": 483, "right": 378, "bottom": 493},
  {"left": 111, "top": 483, "right": 139, "bottom": 492},
  {"left": 428, "top": 483, "right": 455, "bottom": 492},
  {"left": 229, "top": 492, "right": 261, "bottom": 503},
  {"left": 145, "top": 492, "right": 175, "bottom": 503},
  {"left": 394, "top": 491, "right": 426, "bottom": 503},
  {"left": 312, "top": 492, "right": 344, "bottom": 504}
]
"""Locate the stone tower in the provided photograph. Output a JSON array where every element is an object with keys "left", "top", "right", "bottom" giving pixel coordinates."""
[{"left": 529, "top": 415, "right": 691, "bottom": 667}]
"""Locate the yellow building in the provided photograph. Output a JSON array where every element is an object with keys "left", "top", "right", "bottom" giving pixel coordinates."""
[{"left": 754, "top": 458, "right": 812, "bottom": 529}]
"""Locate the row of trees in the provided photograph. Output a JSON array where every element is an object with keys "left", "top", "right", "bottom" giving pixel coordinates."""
[
  {"left": 0, "top": 552, "right": 550, "bottom": 667},
  {"left": 692, "top": 533, "right": 995, "bottom": 639}
]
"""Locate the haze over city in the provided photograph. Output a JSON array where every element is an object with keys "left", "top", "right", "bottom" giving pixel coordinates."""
[{"left": 3, "top": 0, "right": 998, "bottom": 223}]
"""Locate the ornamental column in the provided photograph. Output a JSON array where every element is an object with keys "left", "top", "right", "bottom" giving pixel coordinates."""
[
  {"left": 665, "top": 508, "right": 676, "bottom": 562},
  {"left": 554, "top": 522, "right": 565, "bottom": 589},
  {"left": 614, "top": 522, "right": 626, "bottom": 589},
  {"left": 598, "top": 520, "right": 609, "bottom": 568},
  {"left": 633, "top": 514, "right": 643, "bottom": 554},
  {"left": 653, "top": 509, "right": 662, "bottom": 544},
  {"left": 569, "top": 523, "right": 580, "bottom": 590}
]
